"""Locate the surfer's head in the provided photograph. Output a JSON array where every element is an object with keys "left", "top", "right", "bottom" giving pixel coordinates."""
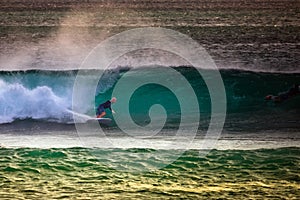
[
  {"left": 111, "top": 97, "right": 117, "bottom": 103},
  {"left": 265, "top": 95, "right": 273, "bottom": 100}
]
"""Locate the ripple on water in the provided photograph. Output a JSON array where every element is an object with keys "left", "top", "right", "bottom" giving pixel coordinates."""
[{"left": 0, "top": 147, "right": 299, "bottom": 199}]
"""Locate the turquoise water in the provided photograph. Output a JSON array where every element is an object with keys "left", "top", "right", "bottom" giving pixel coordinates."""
[
  {"left": 0, "top": 147, "right": 299, "bottom": 199},
  {"left": 0, "top": 67, "right": 299, "bottom": 131}
]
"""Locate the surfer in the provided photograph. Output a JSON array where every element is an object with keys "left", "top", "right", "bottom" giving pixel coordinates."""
[
  {"left": 96, "top": 97, "right": 117, "bottom": 118},
  {"left": 265, "top": 84, "right": 300, "bottom": 103}
]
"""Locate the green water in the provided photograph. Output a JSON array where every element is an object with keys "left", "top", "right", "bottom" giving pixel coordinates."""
[
  {"left": 0, "top": 147, "right": 299, "bottom": 199},
  {"left": 2, "top": 68, "right": 299, "bottom": 131}
]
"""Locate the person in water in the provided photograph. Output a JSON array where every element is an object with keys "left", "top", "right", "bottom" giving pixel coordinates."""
[
  {"left": 96, "top": 97, "right": 117, "bottom": 118},
  {"left": 265, "top": 84, "right": 300, "bottom": 102}
]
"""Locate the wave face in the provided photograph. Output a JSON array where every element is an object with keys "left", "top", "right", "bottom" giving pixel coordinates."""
[{"left": 0, "top": 67, "right": 299, "bottom": 131}]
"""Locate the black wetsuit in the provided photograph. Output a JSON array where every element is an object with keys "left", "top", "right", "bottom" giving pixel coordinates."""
[
  {"left": 96, "top": 100, "right": 112, "bottom": 115},
  {"left": 278, "top": 84, "right": 299, "bottom": 101},
  {"left": 288, "top": 85, "right": 300, "bottom": 96}
]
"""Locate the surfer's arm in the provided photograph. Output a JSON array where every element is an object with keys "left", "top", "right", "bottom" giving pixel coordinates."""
[{"left": 108, "top": 104, "right": 116, "bottom": 114}]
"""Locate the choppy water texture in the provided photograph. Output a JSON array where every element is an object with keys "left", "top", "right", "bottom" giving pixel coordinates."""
[{"left": 0, "top": 147, "right": 299, "bottom": 199}]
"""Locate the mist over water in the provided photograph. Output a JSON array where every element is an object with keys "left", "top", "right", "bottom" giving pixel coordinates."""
[{"left": 0, "top": 7, "right": 299, "bottom": 73}]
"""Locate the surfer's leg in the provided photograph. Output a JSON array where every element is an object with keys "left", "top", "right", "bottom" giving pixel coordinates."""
[
  {"left": 97, "top": 111, "right": 106, "bottom": 118},
  {"left": 96, "top": 106, "right": 105, "bottom": 118}
]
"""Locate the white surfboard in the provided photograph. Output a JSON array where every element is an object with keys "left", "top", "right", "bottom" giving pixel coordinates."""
[
  {"left": 87, "top": 117, "right": 112, "bottom": 125},
  {"left": 67, "top": 110, "right": 112, "bottom": 125}
]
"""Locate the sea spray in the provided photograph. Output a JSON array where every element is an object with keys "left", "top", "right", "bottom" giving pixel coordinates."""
[{"left": 0, "top": 79, "right": 72, "bottom": 123}]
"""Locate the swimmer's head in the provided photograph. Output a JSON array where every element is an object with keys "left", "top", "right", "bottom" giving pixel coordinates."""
[
  {"left": 265, "top": 95, "right": 273, "bottom": 100},
  {"left": 111, "top": 97, "right": 117, "bottom": 103}
]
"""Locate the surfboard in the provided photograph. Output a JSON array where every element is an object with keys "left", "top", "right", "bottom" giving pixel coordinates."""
[
  {"left": 87, "top": 117, "right": 112, "bottom": 125},
  {"left": 66, "top": 110, "right": 112, "bottom": 125}
]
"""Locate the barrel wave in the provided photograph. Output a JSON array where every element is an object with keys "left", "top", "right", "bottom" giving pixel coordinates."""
[{"left": 0, "top": 67, "right": 299, "bottom": 132}]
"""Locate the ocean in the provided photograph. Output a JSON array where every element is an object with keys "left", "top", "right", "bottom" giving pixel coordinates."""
[
  {"left": 1, "top": 0, "right": 300, "bottom": 199},
  {"left": 0, "top": 147, "right": 299, "bottom": 199},
  {"left": 0, "top": 67, "right": 299, "bottom": 199}
]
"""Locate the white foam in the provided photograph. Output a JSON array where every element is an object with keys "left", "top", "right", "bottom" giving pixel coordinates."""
[{"left": 0, "top": 79, "right": 75, "bottom": 124}]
